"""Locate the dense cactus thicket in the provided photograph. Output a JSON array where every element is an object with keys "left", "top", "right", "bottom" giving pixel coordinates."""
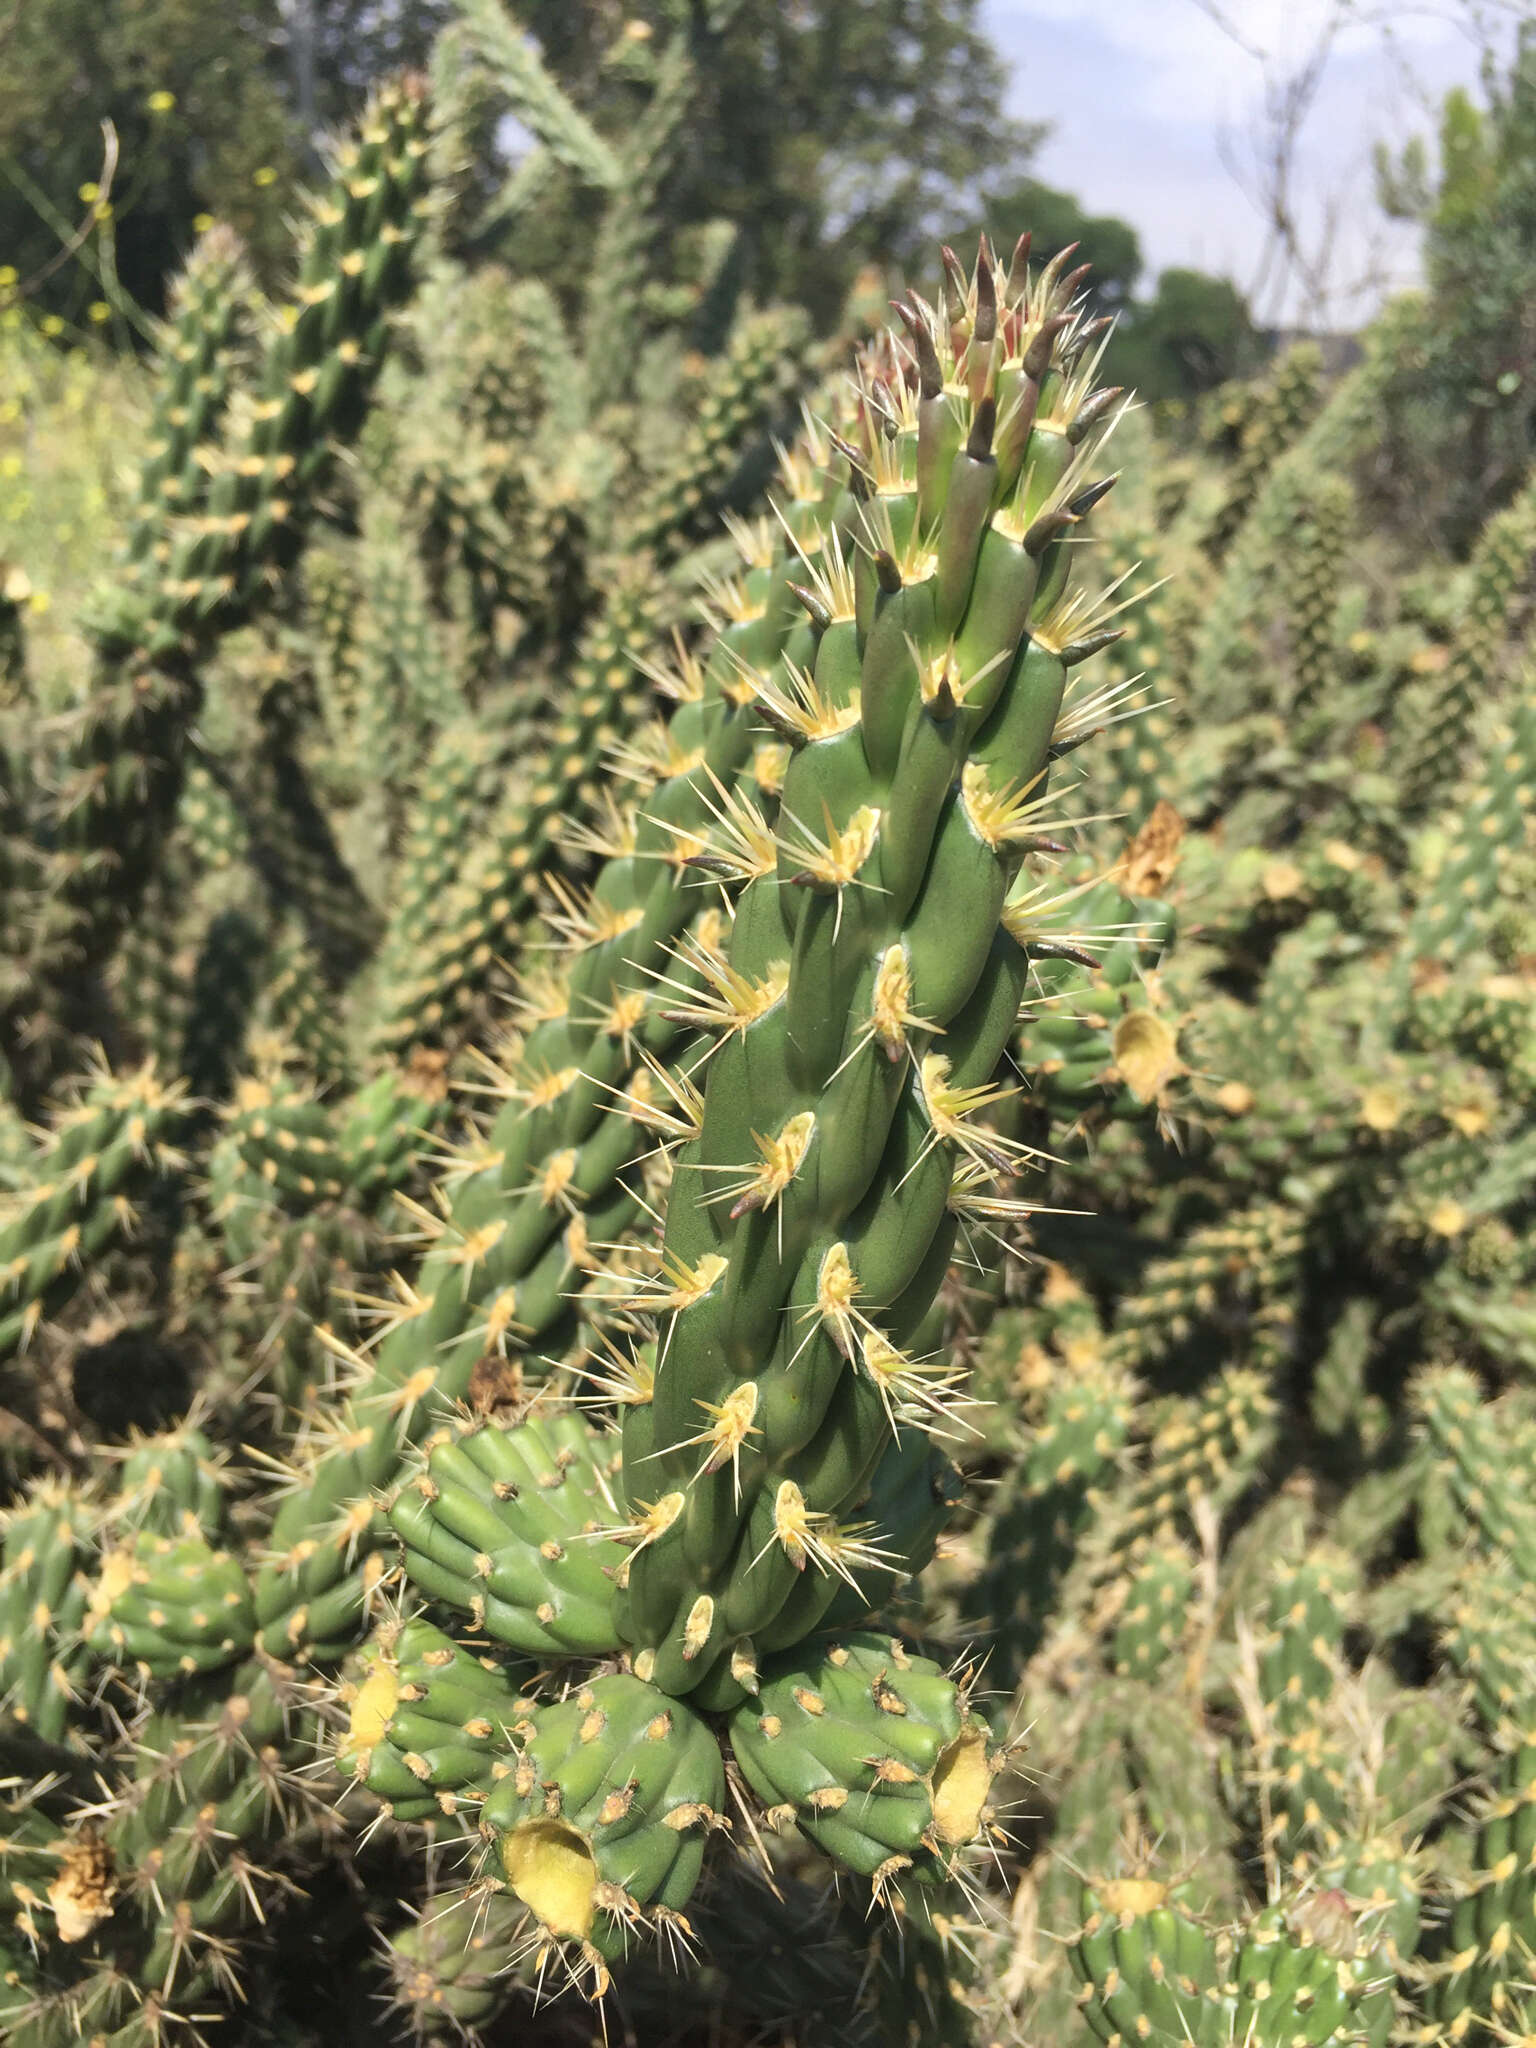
[{"left": 3, "top": 10, "right": 1536, "bottom": 2047}]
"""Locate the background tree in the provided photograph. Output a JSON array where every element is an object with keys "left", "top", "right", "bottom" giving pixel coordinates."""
[
  {"left": 1373, "top": 22, "right": 1536, "bottom": 549},
  {"left": 972, "top": 175, "right": 1145, "bottom": 314},
  {"left": 0, "top": 0, "right": 449, "bottom": 325},
  {"left": 953, "top": 175, "right": 1258, "bottom": 404},
  {"left": 1118, "top": 266, "right": 1260, "bottom": 402},
  {"left": 503, "top": 0, "right": 1045, "bottom": 328}
]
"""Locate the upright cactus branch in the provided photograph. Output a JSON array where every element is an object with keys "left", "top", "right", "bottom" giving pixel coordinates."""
[
  {"left": 613, "top": 238, "right": 1127, "bottom": 1708},
  {"left": 1, "top": 78, "right": 433, "bottom": 1108},
  {"left": 1393, "top": 475, "right": 1536, "bottom": 814}
]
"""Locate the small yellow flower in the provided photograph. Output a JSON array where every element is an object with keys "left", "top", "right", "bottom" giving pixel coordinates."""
[
  {"left": 192, "top": 212, "right": 215, "bottom": 233},
  {"left": 78, "top": 181, "right": 99, "bottom": 204},
  {"left": 87, "top": 300, "right": 110, "bottom": 323},
  {"left": 41, "top": 313, "right": 64, "bottom": 336},
  {"left": 27, "top": 588, "right": 51, "bottom": 616},
  {"left": 147, "top": 89, "right": 176, "bottom": 114},
  {"left": 0, "top": 265, "right": 15, "bottom": 289},
  {"left": 0, "top": 454, "right": 21, "bottom": 478},
  {"left": 252, "top": 165, "right": 278, "bottom": 188},
  {"left": 95, "top": 202, "right": 113, "bottom": 223}
]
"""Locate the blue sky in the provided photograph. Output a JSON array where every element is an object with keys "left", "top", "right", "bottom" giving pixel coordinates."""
[{"left": 979, "top": 1, "right": 1513, "bottom": 324}]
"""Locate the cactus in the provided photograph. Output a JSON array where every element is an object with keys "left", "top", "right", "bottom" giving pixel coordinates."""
[
  {"left": 1110, "top": 1538, "right": 1196, "bottom": 1679},
  {"left": 479, "top": 1670, "right": 725, "bottom": 1982},
  {"left": 369, "top": 572, "right": 669, "bottom": 1056},
  {"left": 626, "top": 303, "right": 814, "bottom": 554},
  {"left": 107, "top": 1418, "right": 228, "bottom": 1539},
  {"left": 455, "top": 0, "right": 623, "bottom": 190},
  {"left": 13, "top": 50, "right": 1536, "bottom": 2042},
  {"left": 0, "top": 1064, "right": 186, "bottom": 1364},
  {"left": 389, "top": 1412, "right": 629, "bottom": 1656},
  {"left": 1288, "top": 472, "right": 1355, "bottom": 722},
  {"left": 380, "top": 1883, "right": 530, "bottom": 2035},
  {"left": 1424, "top": 1731, "right": 1536, "bottom": 2037},
  {"left": 0, "top": 1479, "right": 94, "bottom": 1744},
  {"left": 1394, "top": 477, "right": 1536, "bottom": 814},
  {"left": 1104, "top": 1213, "right": 1305, "bottom": 1375},
  {"left": 2, "top": 79, "right": 433, "bottom": 1107},
  {"left": 1071, "top": 1877, "right": 1222, "bottom": 2047},
  {"left": 1015, "top": 868, "right": 1187, "bottom": 1138},
  {"left": 969, "top": 1356, "right": 1133, "bottom": 1684},
  {"left": 1191, "top": 452, "right": 1350, "bottom": 732},
  {"left": 613, "top": 236, "right": 1125, "bottom": 1706},
  {"left": 1091, "top": 539, "right": 1207, "bottom": 831},
  {"left": 84, "top": 1529, "right": 255, "bottom": 1680},
  {"left": 1406, "top": 661, "right": 1536, "bottom": 966},
  {"left": 1200, "top": 342, "right": 1323, "bottom": 561},
  {"left": 729, "top": 1632, "right": 1004, "bottom": 1890},
  {"left": 336, "top": 1614, "right": 533, "bottom": 1823}
]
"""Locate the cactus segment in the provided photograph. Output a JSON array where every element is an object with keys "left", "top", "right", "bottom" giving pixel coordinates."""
[
  {"left": 389, "top": 1413, "right": 629, "bottom": 1657},
  {"left": 1395, "top": 479, "right": 1536, "bottom": 815},
  {"left": 109, "top": 1421, "right": 228, "bottom": 1540},
  {"left": 1071, "top": 1878, "right": 1221, "bottom": 2047},
  {"left": 1425, "top": 1732, "right": 1536, "bottom": 2035},
  {"left": 0, "top": 1480, "right": 93, "bottom": 1742},
  {"left": 84, "top": 1532, "right": 255, "bottom": 1680},
  {"left": 2, "top": 77, "right": 434, "bottom": 1111},
  {"left": 337, "top": 1616, "right": 533, "bottom": 1822},
  {"left": 479, "top": 1671, "right": 725, "bottom": 1972},
  {"left": 1200, "top": 343, "right": 1322, "bottom": 561},
  {"left": 1111, "top": 1539, "right": 1196, "bottom": 1680},
  {"left": 382, "top": 1884, "right": 527, "bottom": 2035},
  {"left": 1017, "top": 870, "right": 1185, "bottom": 1133},
  {"left": 1072, "top": 1880, "right": 1378, "bottom": 2048},
  {"left": 972, "top": 1356, "right": 1133, "bottom": 1683},
  {"left": 728, "top": 1632, "right": 1003, "bottom": 1888},
  {"left": 617, "top": 237, "right": 1128, "bottom": 1701},
  {"left": 0, "top": 1064, "right": 187, "bottom": 1360}
]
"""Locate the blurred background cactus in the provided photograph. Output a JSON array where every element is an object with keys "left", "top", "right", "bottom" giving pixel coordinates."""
[{"left": 2, "top": 4, "right": 1536, "bottom": 2046}]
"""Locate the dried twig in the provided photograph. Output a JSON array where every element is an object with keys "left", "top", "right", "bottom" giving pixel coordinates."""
[
  {"left": 6, "top": 120, "right": 120, "bottom": 301},
  {"left": 1191, "top": 0, "right": 1524, "bottom": 330}
]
